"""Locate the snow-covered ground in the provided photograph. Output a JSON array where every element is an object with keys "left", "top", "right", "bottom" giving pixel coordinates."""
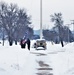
[{"left": 0, "top": 40, "right": 74, "bottom": 75}]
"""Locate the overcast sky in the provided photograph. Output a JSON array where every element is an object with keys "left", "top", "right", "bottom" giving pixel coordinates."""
[{"left": 0, "top": 0, "right": 74, "bottom": 30}]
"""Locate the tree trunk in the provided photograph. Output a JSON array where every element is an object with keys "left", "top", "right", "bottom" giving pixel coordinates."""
[
  {"left": 8, "top": 36, "right": 13, "bottom": 46},
  {"left": 60, "top": 39, "right": 64, "bottom": 47}
]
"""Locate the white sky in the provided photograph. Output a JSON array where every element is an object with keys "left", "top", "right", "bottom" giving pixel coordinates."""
[{"left": 0, "top": 0, "right": 74, "bottom": 30}]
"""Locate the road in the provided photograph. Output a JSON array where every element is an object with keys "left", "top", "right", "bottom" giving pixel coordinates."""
[{"left": 21, "top": 49, "right": 53, "bottom": 75}]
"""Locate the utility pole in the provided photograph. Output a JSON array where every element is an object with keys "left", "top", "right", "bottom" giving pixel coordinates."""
[
  {"left": 71, "top": 20, "right": 74, "bottom": 41},
  {"left": 40, "top": 0, "right": 43, "bottom": 39},
  {"left": 66, "top": 24, "right": 71, "bottom": 42}
]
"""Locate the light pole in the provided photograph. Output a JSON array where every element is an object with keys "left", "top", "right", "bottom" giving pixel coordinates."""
[
  {"left": 40, "top": 0, "right": 43, "bottom": 39},
  {"left": 66, "top": 24, "right": 71, "bottom": 42},
  {"left": 71, "top": 20, "right": 74, "bottom": 41}
]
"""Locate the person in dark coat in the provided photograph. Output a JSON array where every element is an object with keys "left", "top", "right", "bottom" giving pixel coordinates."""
[
  {"left": 26, "top": 38, "right": 31, "bottom": 50},
  {"left": 20, "top": 38, "right": 26, "bottom": 48}
]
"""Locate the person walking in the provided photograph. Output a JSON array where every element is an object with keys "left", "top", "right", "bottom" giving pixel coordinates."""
[
  {"left": 26, "top": 38, "right": 31, "bottom": 50},
  {"left": 20, "top": 37, "right": 27, "bottom": 48}
]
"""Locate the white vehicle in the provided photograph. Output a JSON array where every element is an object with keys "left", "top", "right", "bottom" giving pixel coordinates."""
[{"left": 34, "top": 39, "right": 47, "bottom": 50}]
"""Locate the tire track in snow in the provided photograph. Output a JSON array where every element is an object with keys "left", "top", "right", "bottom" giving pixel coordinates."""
[{"left": 30, "top": 52, "right": 53, "bottom": 75}]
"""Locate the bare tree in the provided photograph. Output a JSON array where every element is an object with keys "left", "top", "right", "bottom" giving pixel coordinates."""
[
  {"left": 0, "top": 2, "right": 32, "bottom": 46},
  {"left": 16, "top": 8, "right": 31, "bottom": 39},
  {"left": 50, "top": 13, "right": 64, "bottom": 47},
  {"left": 0, "top": 2, "right": 8, "bottom": 46}
]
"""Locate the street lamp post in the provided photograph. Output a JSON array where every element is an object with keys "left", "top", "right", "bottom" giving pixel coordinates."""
[
  {"left": 40, "top": 0, "right": 43, "bottom": 39},
  {"left": 71, "top": 20, "right": 74, "bottom": 40},
  {"left": 66, "top": 24, "right": 71, "bottom": 43}
]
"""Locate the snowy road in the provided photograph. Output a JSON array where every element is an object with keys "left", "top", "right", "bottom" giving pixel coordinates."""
[
  {"left": 0, "top": 41, "right": 74, "bottom": 75},
  {"left": 30, "top": 52, "right": 53, "bottom": 75},
  {"left": 17, "top": 49, "right": 54, "bottom": 75}
]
